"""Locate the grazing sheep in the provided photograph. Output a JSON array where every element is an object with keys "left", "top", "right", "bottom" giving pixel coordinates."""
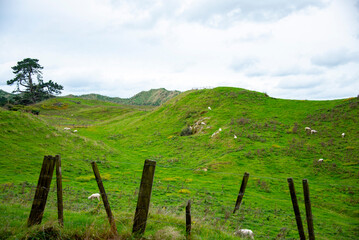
[
  {"left": 234, "top": 229, "right": 254, "bottom": 239},
  {"left": 211, "top": 128, "right": 222, "bottom": 137},
  {"left": 311, "top": 129, "right": 317, "bottom": 134},
  {"left": 211, "top": 131, "right": 218, "bottom": 137},
  {"left": 234, "top": 135, "right": 237, "bottom": 139},
  {"left": 64, "top": 127, "right": 71, "bottom": 130},
  {"left": 73, "top": 130, "right": 78, "bottom": 133},
  {"left": 88, "top": 193, "right": 101, "bottom": 201},
  {"left": 318, "top": 158, "right": 324, "bottom": 163},
  {"left": 342, "top": 133, "right": 345, "bottom": 138},
  {"left": 305, "top": 127, "right": 311, "bottom": 131},
  {"left": 208, "top": 106, "right": 212, "bottom": 110}
]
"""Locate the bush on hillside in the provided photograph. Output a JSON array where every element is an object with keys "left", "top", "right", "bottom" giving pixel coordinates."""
[{"left": 180, "top": 126, "right": 193, "bottom": 136}]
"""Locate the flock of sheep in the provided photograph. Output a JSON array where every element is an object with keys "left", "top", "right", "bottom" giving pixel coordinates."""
[
  {"left": 305, "top": 126, "right": 346, "bottom": 163},
  {"left": 81, "top": 106, "right": 347, "bottom": 239},
  {"left": 63, "top": 127, "right": 78, "bottom": 133}
]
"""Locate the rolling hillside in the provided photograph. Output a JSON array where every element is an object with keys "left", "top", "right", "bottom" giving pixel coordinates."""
[
  {"left": 73, "top": 88, "right": 181, "bottom": 106},
  {"left": 0, "top": 89, "right": 15, "bottom": 106},
  {"left": 0, "top": 87, "right": 358, "bottom": 239}
]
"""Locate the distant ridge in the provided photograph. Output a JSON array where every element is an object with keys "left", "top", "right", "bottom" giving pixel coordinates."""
[
  {"left": 0, "top": 89, "right": 15, "bottom": 99},
  {"left": 75, "top": 88, "right": 181, "bottom": 106},
  {"left": 0, "top": 89, "right": 15, "bottom": 105}
]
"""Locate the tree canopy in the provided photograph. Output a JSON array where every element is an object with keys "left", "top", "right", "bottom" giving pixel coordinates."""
[{"left": 7, "top": 58, "right": 63, "bottom": 104}]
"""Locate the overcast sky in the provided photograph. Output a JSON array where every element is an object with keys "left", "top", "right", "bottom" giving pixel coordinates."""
[{"left": 0, "top": 0, "right": 358, "bottom": 99}]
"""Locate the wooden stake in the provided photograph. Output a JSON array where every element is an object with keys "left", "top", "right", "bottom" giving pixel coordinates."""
[
  {"left": 303, "top": 179, "right": 315, "bottom": 240},
  {"left": 91, "top": 162, "right": 117, "bottom": 235},
  {"left": 233, "top": 172, "right": 249, "bottom": 214},
  {"left": 28, "top": 155, "right": 56, "bottom": 226},
  {"left": 186, "top": 200, "right": 191, "bottom": 238},
  {"left": 55, "top": 155, "right": 63, "bottom": 226},
  {"left": 132, "top": 159, "right": 156, "bottom": 235},
  {"left": 287, "top": 178, "right": 306, "bottom": 240}
]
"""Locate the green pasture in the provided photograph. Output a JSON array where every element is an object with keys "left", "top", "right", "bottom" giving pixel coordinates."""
[{"left": 0, "top": 87, "right": 358, "bottom": 239}]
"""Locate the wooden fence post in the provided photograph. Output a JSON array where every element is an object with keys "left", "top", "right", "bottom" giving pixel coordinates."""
[
  {"left": 55, "top": 155, "right": 63, "bottom": 226},
  {"left": 287, "top": 178, "right": 306, "bottom": 240},
  {"left": 91, "top": 162, "right": 117, "bottom": 235},
  {"left": 132, "top": 159, "right": 156, "bottom": 235},
  {"left": 233, "top": 172, "right": 249, "bottom": 214},
  {"left": 186, "top": 200, "right": 192, "bottom": 239},
  {"left": 28, "top": 155, "right": 56, "bottom": 226},
  {"left": 303, "top": 179, "right": 315, "bottom": 240}
]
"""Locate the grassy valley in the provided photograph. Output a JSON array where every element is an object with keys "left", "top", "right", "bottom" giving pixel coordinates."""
[{"left": 0, "top": 87, "right": 358, "bottom": 239}]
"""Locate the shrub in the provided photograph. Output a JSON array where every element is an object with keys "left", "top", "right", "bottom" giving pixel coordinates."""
[{"left": 180, "top": 126, "right": 193, "bottom": 136}]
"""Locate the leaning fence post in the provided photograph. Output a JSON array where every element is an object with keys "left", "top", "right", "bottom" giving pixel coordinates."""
[
  {"left": 303, "top": 179, "right": 315, "bottom": 240},
  {"left": 28, "top": 155, "right": 56, "bottom": 226},
  {"left": 91, "top": 162, "right": 117, "bottom": 235},
  {"left": 132, "top": 159, "right": 156, "bottom": 235},
  {"left": 287, "top": 178, "right": 306, "bottom": 240},
  {"left": 55, "top": 155, "right": 63, "bottom": 226},
  {"left": 186, "top": 200, "right": 192, "bottom": 239},
  {"left": 233, "top": 172, "right": 249, "bottom": 214}
]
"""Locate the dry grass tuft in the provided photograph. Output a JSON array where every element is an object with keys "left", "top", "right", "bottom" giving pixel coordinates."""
[{"left": 154, "top": 226, "right": 185, "bottom": 240}]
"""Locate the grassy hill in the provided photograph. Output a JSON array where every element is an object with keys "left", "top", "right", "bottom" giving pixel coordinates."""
[
  {"left": 0, "top": 89, "right": 15, "bottom": 105},
  {"left": 0, "top": 87, "right": 358, "bottom": 239},
  {"left": 0, "top": 89, "right": 15, "bottom": 98},
  {"left": 74, "top": 88, "right": 181, "bottom": 106}
]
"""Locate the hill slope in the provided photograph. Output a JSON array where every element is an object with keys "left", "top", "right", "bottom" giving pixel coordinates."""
[
  {"left": 76, "top": 88, "right": 181, "bottom": 106},
  {"left": 0, "top": 87, "right": 358, "bottom": 239},
  {"left": 0, "top": 89, "right": 15, "bottom": 105}
]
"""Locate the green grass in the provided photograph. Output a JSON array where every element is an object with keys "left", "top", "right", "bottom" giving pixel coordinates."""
[{"left": 0, "top": 87, "right": 358, "bottom": 239}]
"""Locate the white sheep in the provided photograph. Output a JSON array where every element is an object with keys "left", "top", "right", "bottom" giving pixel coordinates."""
[
  {"left": 73, "top": 130, "right": 78, "bottom": 133},
  {"left": 311, "top": 129, "right": 317, "bottom": 134},
  {"left": 234, "top": 135, "right": 237, "bottom": 139},
  {"left": 211, "top": 128, "right": 222, "bottom": 137},
  {"left": 64, "top": 127, "right": 71, "bottom": 130},
  {"left": 88, "top": 193, "right": 101, "bottom": 201},
  {"left": 318, "top": 158, "right": 324, "bottom": 163},
  {"left": 234, "top": 229, "right": 254, "bottom": 239},
  {"left": 305, "top": 127, "right": 311, "bottom": 131},
  {"left": 208, "top": 106, "right": 212, "bottom": 110},
  {"left": 342, "top": 133, "right": 345, "bottom": 138}
]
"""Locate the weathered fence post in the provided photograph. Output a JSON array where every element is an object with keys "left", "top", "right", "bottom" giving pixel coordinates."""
[
  {"left": 28, "top": 155, "right": 56, "bottom": 226},
  {"left": 91, "top": 161, "right": 117, "bottom": 235},
  {"left": 233, "top": 172, "right": 249, "bottom": 214},
  {"left": 303, "top": 179, "right": 315, "bottom": 240},
  {"left": 132, "top": 159, "right": 156, "bottom": 235},
  {"left": 287, "top": 178, "right": 306, "bottom": 240},
  {"left": 55, "top": 155, "right": 64, "bottom": 226},
  {"left": 186, "top": 200, "right": 192, "bottom": 239}
]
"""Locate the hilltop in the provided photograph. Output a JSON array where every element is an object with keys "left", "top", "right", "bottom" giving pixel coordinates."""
[
  {"left": 71, "top": 88, "right": 181, "bottom": 106},
  {"left": 0, "top": 87, "right": 358, "bottom": 239}
]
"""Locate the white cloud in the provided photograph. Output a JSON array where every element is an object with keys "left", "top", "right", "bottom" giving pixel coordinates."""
[
  {"left": 0, "top": 0, "right": 359, "bottom": 100},
  {"left": 311, "top": 49, "right": 359, "bottom": 67}
]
